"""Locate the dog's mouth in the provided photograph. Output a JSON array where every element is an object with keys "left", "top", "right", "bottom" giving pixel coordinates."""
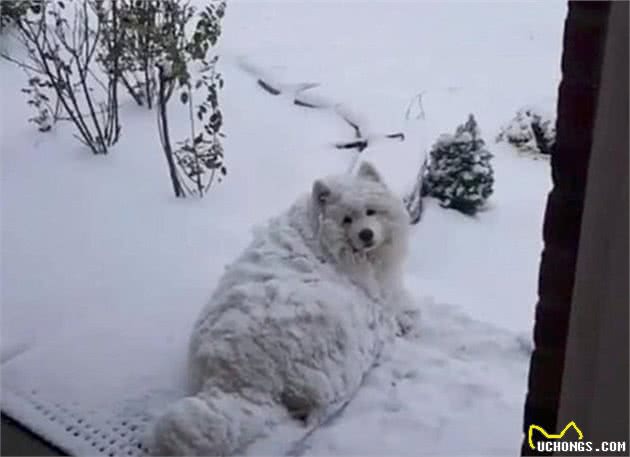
[
  {"left": 362, "top": 241, "right": 376, "bottom": 251},
  {"left": 351, "top": 241, "right": 377, "bottom": 254}
]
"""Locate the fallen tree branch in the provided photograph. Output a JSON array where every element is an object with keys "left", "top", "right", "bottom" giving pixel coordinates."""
[
  {"left": 294, "top": 98, "right": 320, "bottom": 109},
  {"left": 405, "top": 91, "right": 426, "bottom": 120},
  {"left": 252, "top": 72, "right": 406, "bottom": 159},
  {"left": 335, "top": 132, "right": 405, "bottom": 152},
  {"left": 257, "top": 78, "right": 281, "bottom": 95},
  {"left": 386, "top": 132, "right": 405, "bottom": 141},
  {"left": 403, "top": 152, "right": 429, "bottom": 225},
  {"left": 335, "top": 139, "right": 368, "bottom": 152},
  {"left": 336, "top": 110, "right": 362, "bottom": 139}
]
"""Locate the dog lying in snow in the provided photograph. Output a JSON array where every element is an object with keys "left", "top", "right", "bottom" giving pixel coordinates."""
[{"left": 148, "top": 161, "right": 416, "bottom": 456}]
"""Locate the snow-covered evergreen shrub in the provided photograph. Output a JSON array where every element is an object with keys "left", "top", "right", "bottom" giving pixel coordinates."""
[
  {"left": 497, "top": 106, "right": 555, "bottom": 155},
  {"left": 423, "top": 114, "right": 494, "bottom": 215}
]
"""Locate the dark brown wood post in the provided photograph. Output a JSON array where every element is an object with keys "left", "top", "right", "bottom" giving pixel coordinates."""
[
  {"left": 556, "top": 1, "right": 629, "bottom": 453},
  {"left": 521, "top": 1, "right": 611, "bottom": 455}
]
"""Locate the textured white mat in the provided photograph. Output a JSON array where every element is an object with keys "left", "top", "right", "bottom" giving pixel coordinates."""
[{"left": 1, "top": 318, "right": 189, "bottom": 457}]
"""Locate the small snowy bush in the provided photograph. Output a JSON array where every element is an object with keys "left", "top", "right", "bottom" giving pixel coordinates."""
[
  {"left": 422, "top": 114, "right": 494, "bottom": 216},
  {"left": 1, "top": 0, "right": 122, "bottom": 154},
  {"left": 1, "top": 0, "right": 226, "bottom": 197},
  {"left": 497, "top": 106, "right": 555, "bottom": 155}
]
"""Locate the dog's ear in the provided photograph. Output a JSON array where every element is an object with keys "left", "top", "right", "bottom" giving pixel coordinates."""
[
  {"left": 357, "top": 161, "right": 382, "bottom": 183},
  {"left": 312, "top": 179, "right": 332, "bottom": 205}
]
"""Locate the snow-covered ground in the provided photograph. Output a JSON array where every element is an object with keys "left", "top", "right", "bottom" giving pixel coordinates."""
[{"left": 1, "top": 1, "right": 567, "bottom": 455}]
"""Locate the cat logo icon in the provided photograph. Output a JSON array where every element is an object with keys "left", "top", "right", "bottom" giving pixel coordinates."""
[{"left": 528, "top": 421, "right": 584, "bottom": 450}]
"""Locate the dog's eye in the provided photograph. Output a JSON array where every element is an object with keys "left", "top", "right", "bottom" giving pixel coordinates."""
[
  {"left": 342, "top": 216, "right": 353, "bottom": 225},
  {"left": 366, "top": 208, "right": 376, "bottom": 216}
]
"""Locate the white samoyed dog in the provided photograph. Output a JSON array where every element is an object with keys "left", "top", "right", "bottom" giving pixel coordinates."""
[{"left": 148, "top": 161, "right": 416, "bottom": 456}]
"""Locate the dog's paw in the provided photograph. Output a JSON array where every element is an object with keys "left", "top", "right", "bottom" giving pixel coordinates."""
[{"left": 395, "top": 308, "right": 421, "bottom": 339}]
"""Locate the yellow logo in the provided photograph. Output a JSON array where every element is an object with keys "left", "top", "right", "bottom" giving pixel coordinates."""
[{"left": 528, "top": 421, "right": 584, "bottom": 450}]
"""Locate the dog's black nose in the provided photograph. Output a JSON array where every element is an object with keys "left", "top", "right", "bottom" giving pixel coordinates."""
[{"left": 359, "top": 228, "right": 374, "bottom": 243}]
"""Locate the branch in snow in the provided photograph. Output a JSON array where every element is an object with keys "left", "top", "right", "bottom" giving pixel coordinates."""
[
  {"left": 338, "top": 112, "right": 362, "bottom": 139},
  {"left": 294, "top": 90, "right": 334, "bottom": 110},
  {"left": 334, "top": 104, "right": 367, "bottom": 139},
  {"left": 404, "top": 151, "right": 430, "bottom": 225},
  {"left": 248, "top": 69, "right": 406, "bottom": 168},
  {"left": 257, "top": 79, "right": 281, "bottom": 95},
  {"left": 405, "top": 91, "right": 426, "bottom": 121},
  {"left": 335, "top": 139, "right": 368, "bottom": 152},
  {"left": 256, "top": 78, "right": 325, "bottom": 109},
  {"left": 335, "top": 132, "right": 405, "bottom": 152},
  {"left": 294, "top": 98, "right": 320, "bottom": 108}
]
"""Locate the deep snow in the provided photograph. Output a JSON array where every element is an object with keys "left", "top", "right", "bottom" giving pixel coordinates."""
[{"left": 1, "top": 1, "right": 567, "bottom": 455}]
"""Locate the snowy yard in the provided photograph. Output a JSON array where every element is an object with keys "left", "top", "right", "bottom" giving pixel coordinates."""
[{"left": 1, "top": 1, "right": 567, "bottom": 455}]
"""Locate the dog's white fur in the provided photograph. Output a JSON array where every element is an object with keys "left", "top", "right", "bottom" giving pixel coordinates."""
[{"left": 148, "top": 162, "right": 413, "bottom": 456}]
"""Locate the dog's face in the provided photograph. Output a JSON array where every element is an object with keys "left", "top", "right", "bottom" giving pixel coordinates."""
[{"left": 312, "top": 162, "right": 408, "bottom": 261}]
